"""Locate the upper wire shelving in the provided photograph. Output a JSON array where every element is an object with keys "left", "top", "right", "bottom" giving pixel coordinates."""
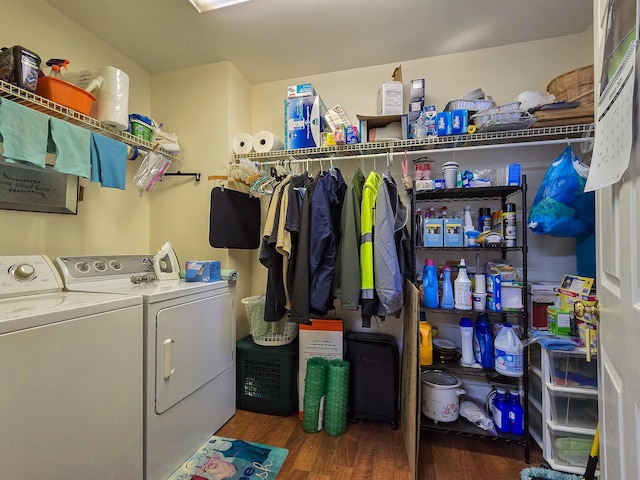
[
  {"left": 233, "top": 123, "right": 594, "bottom": 163},
  {"left": 0, "top": 80, "right": 182, "bottom": 163}
]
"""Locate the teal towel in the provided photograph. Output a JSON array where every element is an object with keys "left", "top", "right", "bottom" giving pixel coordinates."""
[
  {"left": 90, "top": 132, "right": 127, "bottom": 189},
  {"left": 47, "top": 117, "right": 91, "bottom": 178},
  {"left": 0, "top": 98, "right": 48, "bottom": 168}
]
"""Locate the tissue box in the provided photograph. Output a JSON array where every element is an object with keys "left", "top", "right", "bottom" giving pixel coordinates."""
[
  {"left": 436, "top": 111, "right": 452, "bottom": 136},
  {"left": 287, "top": 83, "right": 316, "bottom": 98},
  {"left": 286, "top": 95, "right": 326, "bottom": 149},
  {"left": 423, "top": 218, "right": 443, "bottom": 247},
  {"left": 451, "top": 110, "right": 468, "bottom": 134},
  {"left": 185, "top": 261, "right": 221, "bottom": 282}
]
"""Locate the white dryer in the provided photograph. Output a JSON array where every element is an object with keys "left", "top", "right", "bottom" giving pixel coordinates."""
[
  {"left": 0, "top": 255, "right": 143, "bottom": 479},
  {"left": 56, "top": 254, "right": 236, "bottom": 480}
]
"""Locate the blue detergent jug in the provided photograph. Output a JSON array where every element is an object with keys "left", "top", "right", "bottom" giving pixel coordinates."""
[
  {"left": 473, "top": 314, "right": 494, "bottom": 369},
  {"left": 423, "top": 259, "right": 439, "bottom": 308}
]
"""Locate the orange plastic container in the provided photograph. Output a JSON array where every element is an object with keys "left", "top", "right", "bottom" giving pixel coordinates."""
[{"left": 35, "top": 76, "right": 96, "bottom": 115}]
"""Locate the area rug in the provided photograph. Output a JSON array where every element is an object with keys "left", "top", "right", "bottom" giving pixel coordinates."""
[{"left": 166, "top": 435, "right": 289, "bottom": 480}]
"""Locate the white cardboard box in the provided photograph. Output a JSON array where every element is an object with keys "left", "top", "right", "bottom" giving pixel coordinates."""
[{"left": 298, "top": 318, "right": 344, "bottom": 420}]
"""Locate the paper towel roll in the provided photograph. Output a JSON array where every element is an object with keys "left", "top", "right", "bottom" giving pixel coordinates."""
[
  {"left": 221, "top": 269, "right": 239, "bottom": 281},
  {"left": 233, "top": 133, "right": 253, "bottom": 155},
  {"left": 253, "top": 130, "right": 284, "bottom": 153},
  {"left": 93, "top": 66, "right": 130, "bottom": 131}
]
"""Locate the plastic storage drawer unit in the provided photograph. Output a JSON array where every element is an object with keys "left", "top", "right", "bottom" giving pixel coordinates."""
[
  {"left": 548, "top": 350, "right": 598, "bottom": 389},
  {"left": 548, "top": 386, "right": 598, "bottom": 429},
  {"left": 548, "top": 424, "right": 595, "bottom": 470},
  {"left": 236, "top": 335, "right": 298, "bottom": 416}
]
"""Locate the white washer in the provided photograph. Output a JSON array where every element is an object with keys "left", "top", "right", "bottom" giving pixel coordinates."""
[
  {"left": 0, "top": 255, "right": 143, "bottom": 479},
  {"left": 56, "top": 254, "right": 236, "bottom": 480}
]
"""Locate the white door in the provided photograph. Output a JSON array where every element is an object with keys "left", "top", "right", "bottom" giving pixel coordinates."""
[{"left": 594, "top": 1, "right": 640, "bottom": 477}]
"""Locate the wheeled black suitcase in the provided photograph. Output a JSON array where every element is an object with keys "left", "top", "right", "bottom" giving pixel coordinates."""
[{"left": 345, "top": 332, "right": 399, "bottom": 428}]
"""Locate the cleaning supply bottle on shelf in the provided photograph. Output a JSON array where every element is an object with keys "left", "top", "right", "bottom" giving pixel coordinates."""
[
  {"left": 440, "top": 265, "right": 454, "bottom": 309},
  {"left": 492, "top": 388, "right": 511, "bottom": 433},
  {"left": 463, "top": 205, "right": 474, "bottom": 247},
  {"left": 419, "top": 319, "right": 433, "bottom": 366},
  {"left": 509, "top": 390, "right": 524, "bottom": 435},
  {"left": 494, "top": 323, "right": 524, "bottom": 377},
  {"left": 45, "top": 58, "right": 69, "bottom": 79},
  {"left": 422, "top": 258, "right": 439, "bottom": 308},
  {"left": 473, "top": 314, "right": 494, "bottom": 369},
  {"left": 454, "top": 258, "right": 472, "bottom": 310},
  {"left": 459, "top": 317, "right": 475, "bottom": 365}
]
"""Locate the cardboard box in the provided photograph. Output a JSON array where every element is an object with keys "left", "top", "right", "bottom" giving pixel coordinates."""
[
  {"left": 423, "top": 218, "right": 443, "bottom": 247},
  {"left": 185, "top": 260, "right": 221, "bottom": 282},
  {"left": 548, "top": 306, "right": 572, "bottom": 336},
  {"left": 557, "top": 275, "right": 596, "bottom": 311},
  {"left": 451, "top": 110, "right": 468, "bottom": 134},
  {"left": 378, "top": 81, "right": 403, "bottom": 116},
  {"left": 499, "top": 163, "right": 522, "bottom": 186},
  {"left": 487, "top": 274, "right": 502, "bottom": 312},
  {"left": 298, "top": 319, "right": 344, "bottom": 420},
  {"left": 287, "top": 83, "right": 316, "bottom": 98},
  {"left": 324, "top": 104, "right": 352, "bottom": 132},
  {"left": 286, "top": 95, "right": 327, "bottom": 149},
  {"left": 501, "top": 281, "right": 524, "bottom": 311},
  {"left": 410, "top": 78, "right": 425, "bottom": 103},
  {"left": 443, "top": 217, "right": 463, "bottom": 247},
  {"left": 357, "top": 114, "right": 409, "bottom": 142},
  {"left": 436, "top": 111, "right": 452, "bottom": 136}
]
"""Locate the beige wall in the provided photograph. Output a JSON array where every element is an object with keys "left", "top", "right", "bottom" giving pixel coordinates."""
[{"left": 1, "top": 0, "right": 152, "bottom": 258}]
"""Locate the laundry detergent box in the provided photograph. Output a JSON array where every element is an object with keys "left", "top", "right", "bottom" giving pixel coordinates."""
[
  {"left": 298, "top": 318, "right": 344, "bottom": 420},
  {"left": 443, "top": 217, "right": 463, "bottom": 247},
  {"left": 423, "top": 218, "right": 443, "bottom": 247},
  {"left": 286, "top": 95, "right": 327, "bottom": 149},
  {"left": 547, "top": 306, "right": 572, "bottom": 336},
  {"left": 185, "top": 260, "right": 221, "bottom": 282}
]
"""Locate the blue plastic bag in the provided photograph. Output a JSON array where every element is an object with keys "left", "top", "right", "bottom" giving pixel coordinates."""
[{"left": 528, "top": 146, "right": 595, "bottom": 237}]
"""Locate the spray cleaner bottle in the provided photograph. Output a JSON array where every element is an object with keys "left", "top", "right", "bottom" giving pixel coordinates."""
[{"left": 45, "top": 58, "right": 70, "bottom": 79}]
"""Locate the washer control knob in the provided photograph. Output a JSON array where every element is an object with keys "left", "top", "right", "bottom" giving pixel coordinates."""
[
  {"left": 94, "top": 261, "right": 107, "bottom": 271},
  {"left": 10, "top": 263, "right": 36, "bottom": 281},
  {"left": 76, "top": 261, "right": 90, "bottom": 273}
]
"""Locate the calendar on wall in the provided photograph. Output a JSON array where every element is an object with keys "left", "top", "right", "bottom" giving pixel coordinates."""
[{"left": 586, "top": 0, "right": 638, "bottom": 192}]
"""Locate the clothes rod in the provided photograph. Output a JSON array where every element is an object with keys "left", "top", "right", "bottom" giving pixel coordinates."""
[{"left": 162, "top": 171, "right": 201, "bottom": 181}]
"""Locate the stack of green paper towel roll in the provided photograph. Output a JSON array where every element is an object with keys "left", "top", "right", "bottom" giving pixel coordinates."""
[
  {"left": 303, "top": 357, "right": 328, "bottom": 433},
  {"left": 324, "top": 359, "right": 350, "bottom": 436}
]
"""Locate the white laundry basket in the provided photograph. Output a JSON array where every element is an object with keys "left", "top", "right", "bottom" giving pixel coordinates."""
[{"left": 241, "top": 295, "right": 297, "bottom": 347}]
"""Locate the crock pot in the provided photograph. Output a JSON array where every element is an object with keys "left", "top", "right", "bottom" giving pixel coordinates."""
[{"left": 421, "top": 371, "right": 465, "bottom": 423}]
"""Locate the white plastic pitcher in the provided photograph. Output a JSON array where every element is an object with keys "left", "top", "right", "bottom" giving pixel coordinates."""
[{"left": 494, "top": 323, "right": 523, "bottom": 377}]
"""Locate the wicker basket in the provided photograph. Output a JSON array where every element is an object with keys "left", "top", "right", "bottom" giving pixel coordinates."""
[
  {"left": 547, "top": 65, "right": 594, "bottom": 106},
  {"left": 241, "top": 295, "right": 297, "bottom": 347}
]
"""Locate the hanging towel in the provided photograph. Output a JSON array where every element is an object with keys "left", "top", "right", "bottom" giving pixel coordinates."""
[
  {"left": 90, "top": 132, "right": 127, "bottom": 189},
  {"left": 0, "top": 98, "right": 49, "bottom": 168},
  {"left": 47, "top": 117, "right": 91, "bottom": 178}
]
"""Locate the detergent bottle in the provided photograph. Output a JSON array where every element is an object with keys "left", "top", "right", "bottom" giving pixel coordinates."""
[
  {"left": 509, "top": 390, "right": 524, "bottom": 435},
  {"left": 46, "top": 58, "right": 69, "bottom": 79},
  {"left": 494, "top": 323, "right": 524, "bottom": 377},
  {"left": 454, "top": 258, "right": 472, "bottom": 310},
  {"left": 440, "top": 265, "right": 455, "bottom": 309},
  {"left": 422, "top": 258, "right": 439, "bottom": 308},
  {"left": 419, "top": 320, "right": 433, "bottom": 366},
  {"left": 492, "top": 388, "right": 511, "bottom": 433},
  {"left": 473, "top": 314, "right": 494, "bottom": 369}
]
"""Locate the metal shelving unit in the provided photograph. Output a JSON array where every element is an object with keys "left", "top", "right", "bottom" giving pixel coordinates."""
[
  {"left": 0, "top": 80, "right": 181, "bottom": 163},
  {"left": 413, "top": 178, "right": 531, "bottom": 460},
  {"left": 233, "top": 123, "right": 594, "bottom": 163}
]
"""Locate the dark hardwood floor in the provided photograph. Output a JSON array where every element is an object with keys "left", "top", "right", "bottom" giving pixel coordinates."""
[{"left": 216, "top": 409, "right": 543, "bottom": 479}]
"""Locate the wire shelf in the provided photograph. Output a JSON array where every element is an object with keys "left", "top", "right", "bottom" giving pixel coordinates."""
[
  {"left": 233, "top": 123, "right": 594, "bottom": 163},
  {"left": 0, "top": 80, "right": 181, "bottom": 162}
]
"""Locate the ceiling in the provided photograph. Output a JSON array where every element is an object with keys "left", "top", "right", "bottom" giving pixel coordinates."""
[{"left": 43, "top": 0, "right": 593, "bottom": 85}]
